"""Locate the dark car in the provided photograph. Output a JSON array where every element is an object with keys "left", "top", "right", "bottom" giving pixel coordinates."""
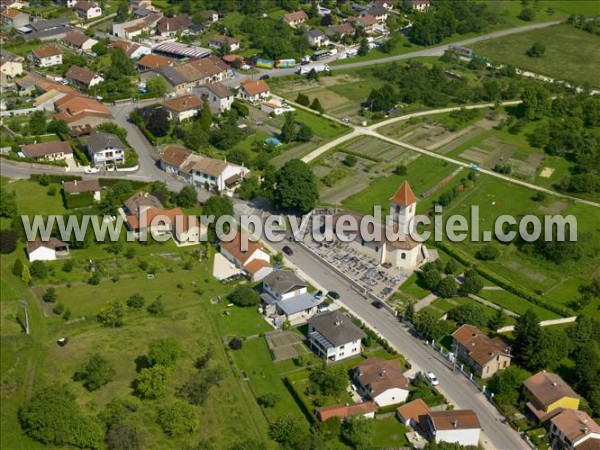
[
  {"left": 327, "top": 291, "right": 340, "bottom": 300},
  {"left": 282, "top": 246, "right": 294, "bottom": 256},
  {"left": 260, "top": 74, "right": 270, "bottom": 80},
  {"left": 371, "top": 301, "right": 384, "bottom": 309}
]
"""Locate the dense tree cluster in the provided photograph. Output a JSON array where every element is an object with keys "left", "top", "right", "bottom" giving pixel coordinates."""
[
  {"left": 240, "top": 17, "right": 309, "bottom": 59},
  {"left": 272, "top": 159, "right": 319, "bottom": 214}
]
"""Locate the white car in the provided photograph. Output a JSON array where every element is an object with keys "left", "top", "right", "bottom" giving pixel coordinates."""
[
  {"left": 85, "top": 167, "right": 99, "bottom": 174},
  {"left": 427, "top": 372, "right": 439, "bottom": 386}
]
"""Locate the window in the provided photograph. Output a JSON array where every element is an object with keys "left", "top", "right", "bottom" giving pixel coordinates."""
[
  {"left": 339, "top": 345, "right": 345, "bottom": 350},
  {"left": 401, "top": 252, "right": 406, "bottom": 260}
]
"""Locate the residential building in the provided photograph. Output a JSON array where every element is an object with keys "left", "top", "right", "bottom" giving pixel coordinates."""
[
  {"left": 65, "top": 65, "right": 104, "bottom": 89},
  {"left": 63, "top": 30, "right": 98, "bottom": 52},
  {"left": 18, "top": 17, "right": 71, "bottom": 41},
  {"left": 137, "top": 53, "right": 174, "bottom": 71},
  {"left": 202, "top": 10, "right": 218, "bottom": 23},
  {"left": 159, "top": 145, "right": 193, "bottom": 176},
  {"left": 112, "top": 14, "right": 162, "bottom": 39},
  {"left": 124, "top": 191, "right": 162, "bottom": 216},
  {"left": 355, "top": 15, "right": 377, "bottom": 34},
  {"left": 1, "top": 7, "right": 28, "bottom": 27},
  {"left": 316, "top": 402, "right": 377, "bottom": 422},
  {"left": 55, "top": 0, "right": 77, "bottom": 7},
  {"left": 396, "top": 399, "right": 430, "bottom": 428},
  {"left": 549, "top": 409, "right": 600, "bottom": 450},
  {"left": 128, "top": 0, "right": 154, "bottom": 13},
  {"left": 197, "top": 82, "right": 234, "bottom": 114},
  {"left": 283, "top": 10, "right": 308, "bottom": 28},
  {"left": 0, "top": 0, "right": 29, "bottom": 9},
  {"left": 53, "top": 93, "right": 114, "bottom": 129},
  {"left": 110, "top": 41, "right": 151, "bottom": 59},
  {"left": 125, "top": 207, "right": 203, "bottom": 245},
  {"left": 365, "top": 5, "right": 388, "bottom": 23},
  {"left": 353, "top": 357, "right": 410, "bottom": 407},
  {"left": 420, "top": 410, "right": 482, "bottom": 447},
  {"left": 27, "top": 238, "right": 69, "bottom": 262},
  {"left": 261, "top": 99, "right": 294, "bottom": 116},
  {"left": 238, "top": 79, "right": 270, "bottom": 103},
  {"left": 220, "top": 233, "right": 272, "bottom": 282},
  {"left": 0, "top": 54, "right": 23, "bottom": 78},
  {"left": 307, "top": 311, "right": 365, "bottom": 362},
  {"left": 208, "top": 35, "right": 240, "bottom": 52},
  {"left": 261, "top": 270, "right": 319, "bottom": 326},
  {"left": 28, "top": 46, "right": 62, "bottom": 67},
  {"left": 86, "top": 132, "right": 125, "bottom": 166},
  {"left": 371, "top": 0, "right": 395, "bottom": 10},
  {"left": 451, "top": 324, "right": 512, "bottom": 379},
  {"left": 523, "top": 371, "right": 581, "bottom": 420},
  {"left": 156, "top": 14, "right": 192, "bottom": 36},
  {"left": 21, "top": 141, "right": 73, "bottom": 161},
  {"left": 162, "top": 94, "right": 202, "bottom": 121},
  {"left": 156, "top": 55, "right": 230, "bottom": 95},
  {"left": 306, "top": 28, "right": 328, "bottom": 47},
  {"left": 74, "top": 1, "right": 102, "bottom": 20},
  {"left": 411, "top": 0, "right": 430, "bottom": 11},
  {"left": 325, "top": 23, "right": 355, "bottom": 40},
  {"left": 63, "top": 179, "right": 101, "bottom": 201}
]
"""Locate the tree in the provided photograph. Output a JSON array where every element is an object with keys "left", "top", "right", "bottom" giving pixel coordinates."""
[
  {"left": 148, "top": 337, "right": 181, "bottom": 367},
  {"left": 307, "top": 68, "right": 320, "bottom": 81},
  {"left": 573, "top": 342, "right": 600, "bottom": 416},
  {"left": 268, "top": 414, "right": 309, "bottom": 449},
  {"left": 0, "top": 187, "right": 17, "bottom": 218},
  {"left": 76, "top": 354, "right": 116, "bottom": 391},
  {"left": 488, "top": 308, "right": 507, "bottom": 331},
  {"left": 358, "top": 37, "right": 370, "bottom": 56},
  {"left": 394, "top": 165, "right": 408, "bottom": 176},
  {"left": 521, "top": 85, "right": 551, "bottom": 121},
  {"left": 134, "top": 365, "right": 170, "bottom": 399},
  {"left": 46, "top": 119, "right": 68, "bottom": 135},
  {"left": 437, "top": 276, "right": 458, "bottom": 298},
  {"left": 444, "top": 259, "right": 458, "bottom": 275},
  {"left": 526, "top": 42, "right": 546, "bottom": 58},
  {"left": 105, "top": 423, "right": 139, "bottom": 450},
  {"left": 0, "top": 229, "right": 17, "bottom": 253},
  {"left": 116, "top": 1, "right": 128, "bottom": 21},
  {"left": 228, "top": 285, "right": 260, "bottom": 307},
  {"left": 236, "top": 175, "right": 260, "bottom": 201},
  {"left": 108, "top": 47, "right": 135, "bottom": 78},
  {"left": 487, "top": 366, "right": 531, "bottom": 407},
  {"left": 203, "top": 195, "right": 234, "bottom": 240},
  {"left": 518, "top": 7, "right": 536, "bottom": 21},
  {"left": 147, "top": 76, "right": 167, "bottom": 97},
  {"left": 29, "top": 110, "right": 47, "bottom": 136},
  {"left": 229, "top": 337, "right": 243, "bottom": 350},
  {"left": 343, "top": 154, "right": 358, "bottom": 167},
  {"left": 533, "top": 328, "right": 571, "bottom": 371},
  {"left": 174, "top": 185, "right": 197, "bottom": 208},
  {"left": 179, "top": 366, "right": 223, "bottom": 405},
  {"left": 29, "top": 260, "right": 48, "bottom": 279},
  {"left": 310, "top": 98, "right": 324, "bottom": 113},
  {"left": 12, "top": 258, "right": 23, "bottom": 277},
  {"left": 257, "top": 392, "right": 280, "bottom": 408},
  {"left": 198, "top": 100, "right": 213, "bottom": 131},
  {"left": 147, "top": 298, "right": 165, "bottom": 316},
  {"left": 415, "top": 310, "right": 456, "bottom": 342},
  {"left": 296, "top": 124, "right": 314, "bottom": 142},
  {"left": 404, "top": 300, "right": 415, "bottom": 323},
  {"left": 419, "top": 268, "right": 441, "bottom": 291},
  {"left": 459, "top": 269, "right": 483, "bottom": 296},
  {"left": 476, "top": 244, "right": 500, "bottom": 260},
  {"left": 512, "top": 309, "right": 542, "bottom": 370},
  {"left": 18, "top": 385, "right": 104, "bottom": 448},
  {"left": 157, "top": 401, "right": 198, "bottom": 436},
  {"left": 21, "top": 264, "right": 31, "bottom": 284},
  {"left": 296, "top": 93, "right": 310, "bottom": 106},
  {"left": 97, "top": 122, "right": 128, "bottom": 144},
  {"left": 273, "top": 159, "right": 319, "bottom": 214},
  {"left": 97, "top": 301, "right": 125, "bottom": 327},
  {"left": 280, "top": 113, "right": 298, "bottom": 143},
  {"left": 342, "top": 416, "right": 374, "bottom": 450},
  {"left": 309, "top": 364, "right": 347, "bottom": 396},
  {"left": 43, "top": 287, "right": 57, "bottom": 303},
  {"left": 127, "top": 293, "right": 145, "bottom": 310},
  {"left": 447, "top": 303, "right": 487, "bottom": 328},
  {"left": 146, "top": 108, "right": 170, "bottom": 137}
]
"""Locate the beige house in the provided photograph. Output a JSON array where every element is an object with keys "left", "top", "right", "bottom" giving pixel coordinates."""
[
  {"left": 63, "top": 31, "right": 98, "bottom": 52},
  {"left": 238, "top": 79, "right": 270, "bottom": 103},
  {"left": 0, "top": 54, "right": 23, "bottom": 78},
  {"left": 451, "top": 324, "right": 512, "bottom": 379},
  {"left": 162, "top": 94, "right": 202, "bottom": 121},
  {"left": 283, "top": 10, "right": 308, "bottom": 28},
  {"left": 21, "top": 141, "right": 73, "bottom": 162},
  {"left": 28, "top": 46, "right": 62, "bottom": 67},
  {"left": 1, "top": 7, "right": 28, "bottom": 27},
  {"left": 74, "top": 1, "right": 102, "bottom": 20}
]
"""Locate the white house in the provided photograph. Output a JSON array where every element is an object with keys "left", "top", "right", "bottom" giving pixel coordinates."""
[
  {"left": 353, "top": 357, "right": 410, "bottom": 407},
  {"left": 74, "top": 1, "right": 102, "bottom": 20},
  {"left": 238, "top": 79, "right": 270, "bottom": 103},
  {"left": 0, "top": 54, "right": 23, "bottom": 78},
  {"left": 86, "top": 132, "right": 125, "bottom": 166},
  {"left": 261, "top": 99, "right": 294, "bottom": 116},
  {"left": 198, "top": 83, "right": 234, "bottom": 114},
  {"left": 189, "top": 157, "right": 249, "bottom": 193},
  {"left": 162, "top": 94, "right": 202, "bottom": 121},
  {"left": 549, "top": 409, "right": 600, "bottom": 450},
  {"left": 396, "top": 399, "right": 431, "bottom": 428},
  {"left": 220, "top": 233, "right": 272, "bottom": 282},
  {"left": 21, "top": 141, "right": 73, "bottom": 162},
  {"left": 208, "top": 35, "right": 240, "bottom": 52},
  {"left": 125, "top": 207, "right": 204, "bottom": 245},
  {"left": 63, "top": 179, "right": 101, "bottom": 202},
  {"left": 261, "top": 270, "right": 320, "bottom": 326},
  {"left": 27, "top": 238, "right": 70, "bottom": 262},
  {"left": 421, "top": 410, "right": 482, "bottom": 447},
  {"left": 65, "top": 65, "right": 104, "bottom": 89},
  {"left": 283, "top": 10, "right": 308, "bottom": 28},
  {"left": 28, "top": 46, "right": 62, "bottom": 67},
  {"left": 306, "top": 28, "right": 328, "bottom": 47},
  {"left": 307, "top": 311, "right": 365, "bottom": 362}
]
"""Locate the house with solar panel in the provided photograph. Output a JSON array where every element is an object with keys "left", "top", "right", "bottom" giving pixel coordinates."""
[{"left": 307, "top": 311, "right": 365, "bottom": 362}]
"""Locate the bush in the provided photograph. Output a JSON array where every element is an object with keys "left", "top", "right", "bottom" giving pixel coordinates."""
[
  {"left": 229, "top": 338, "right": 243, "bottom": 350},
  {"left": 126, "top": 293, "right": 145, "bottom": 310},
  {"left": 228, "top": 286, "right": 260, "bottom": 307},
  {"left": 476, "top": 244, "right": 500, "bottom": 261},
  {"left": 147, "top": 298, "right": 165, "bottom": 316},
  {"left": 394, "top": 164, "right": 407, "bottom": 175},
  {"left": 30, "top": 261, "right": 48, "bottom": 279},
  {"left": 342, "top": 154, "right": 358, "bottom": 167},
  {"left": 157, "top": 401, "right": 198, "bottom": 436},
  {"left": 62, "top": 260, "right": 74, "bottom": 272},
  {"left": 52, "top": 303, "right": 65, "bottom": 315},
  {"left": 88, "top": 272, "right": 101, "bottom": 285},
  {"left": 0, "top": 229, "right": 18, "bottom": 254},
  {"left": 43, "top": 287, "right": 57, "bottom": 303}
]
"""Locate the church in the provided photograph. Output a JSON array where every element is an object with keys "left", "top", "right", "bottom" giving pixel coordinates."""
[{"left": 330, "top": 180, "right": 429, "bottom": 271}]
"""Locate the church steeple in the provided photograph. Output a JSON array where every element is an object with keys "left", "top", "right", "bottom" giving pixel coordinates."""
[{"left": 389, "top": 180, "right": 417, "bottom": 234}]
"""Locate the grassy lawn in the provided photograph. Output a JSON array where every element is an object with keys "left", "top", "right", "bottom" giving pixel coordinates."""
[
  {"left": 290, "top": 108, "right": 350, "bottom": 140},
  {"left": 372, "top": 417, "right": 409, "bottom": 448},
  {"left": 477, "top": 289, "right": 560, "bottom": 320},
  {"left": 481, "top": 0, "right": 600, "bottom": 26},
  {"left": 3, "top": 179, "right": 68, "bottom": 216},
  {"left": 398, "top": 273, "right": 430, "bottom": 301},
  {"left": 471, "top": 23, "right": 600, "bottom": 88}
]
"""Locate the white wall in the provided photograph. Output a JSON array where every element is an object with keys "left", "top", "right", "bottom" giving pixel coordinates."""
[
  {"left": 373, "top": 388, "right": 409, "bottom": 407},
  {"left": 326, "top": 339, "right": 361, "bottom": 362},
  {"left": 435, "top": 428, "right": 481, "bottom": 447},
  {"left": 28, "top": 247, "right": 56, "bottom": 262}
]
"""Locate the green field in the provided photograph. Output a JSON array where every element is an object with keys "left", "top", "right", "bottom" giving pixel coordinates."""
[
  {"left": 471, "top": 23, "right": 600, "bottom": 87},
  {"left": 477, "top": 289, "right": 560, "bottom": 320}
]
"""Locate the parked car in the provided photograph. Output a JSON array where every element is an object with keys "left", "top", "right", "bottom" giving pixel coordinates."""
[
  {"left": 85, "top": 167, "right": 99, "bottom": 174},
  {"left": 426, "top": 371, "right": 439, "bottom": 386},
  {"left": 314, "top": 290, "right": 324, "bottom": 300},
  {"left": 259, "top": 74, "right": 270, "bottom": 80},
  {"left": 282, "top": 246, "right": 293, "bottom": 256},
  {"left": 327, "top": 291, "right": 340, "bottom": 300},
  {"left": 371, "top": 301, "right": 384, "bottom": 309}
]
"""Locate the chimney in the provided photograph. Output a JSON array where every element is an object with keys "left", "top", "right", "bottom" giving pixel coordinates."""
[{"left": 74, "top": 180, "right": 77, "bottom": 186}]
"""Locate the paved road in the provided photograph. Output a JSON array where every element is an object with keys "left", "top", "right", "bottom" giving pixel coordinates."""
[{"left": 266, "top": 237, "right": 527, "bottom": 450}]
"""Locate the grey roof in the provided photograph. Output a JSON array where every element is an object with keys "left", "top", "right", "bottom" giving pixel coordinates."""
[
  {"left": 307, "top": 28, "right": 325, "bottom": 38},
  {"left": 260, "top": 292, "right": 278, "bottom": 306},
  {"left": 277, "top": 293, "right": 320, "bottom": 316},
  {"left": 87, "top": 133, "right": 124, "bottom": 154},
  {"left": 368, "top": 5, "right": 388, "bottom": 15},
  {"left": 29, "top": 17, "right": 69, "bottom": 32},
  {"left": 263, "top": 270, "right": 306, "bottom": 295},
  {"left": 308, "top": 311, "right": 365, "bottom": 347},
  {"left": 124, "top": 191, "right": 163, "bottom": 216},
  {"left": 157, "top": 65, "right": 187, "bottom": 86}
]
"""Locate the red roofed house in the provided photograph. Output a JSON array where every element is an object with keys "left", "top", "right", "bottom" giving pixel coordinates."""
[
  {"left": 353, "top": 357, "right": 410, "bottom": 406},
  {"left": 156, "top": 14, "right": 192, "bottom": 37},
  {"left": 420, "top": 410, "right": 482, "bottom": 447},
  {"left": 451, "top": 324, "right": 512, "bottom": 379},
  {"left": 74, "top": 1, "right": 102, "bottom": 20},
  {"left": 283, "top": 10, "right": 308, "bottom": 28},
  {"left": 316, "top": 402, "right": 377, "bottom": 422},
  {"left": 27, "top": 238, "right": 70, "bottom": 262},
  {"left": 126, "top": 207, "right": 204, "bottom": 245},
  {"left": 65, "top": 65, "right": 104, "bottom": 89},
  {"left": 53, "top": 94, "right": 114, "bottom": 129},
  {"left": 63, "top": 179, "right": 101, "bottom": 201},
  {"left": 220, "top": 233, "right": 272, "bottom": 282},
  {"left": 396, "top": 398, "right": 430, "bottom": 428},
  {"left": 523, "top": 371, "right": 580, "bottom": 420},
  {"left": 21, "top": 141, "right": 73, "bottom": 162},
  {"left": 137, "top": 53, "right": 174, "bottom": 71},
  {"left": 63, "top": 30, "right": 98, "bottom": 52},
  {"left": 28, "top": 46, "right": 62, "bottom": 67},
  {"left": 238, "top": 79, "right": 270, "bottom": 103},
  {"left": 549, "top": 409, "right": 600, "bottom": 450},
  {"left": 1, "top": 7, "right": 28, "bottom": 27},
  {"left": 162, "top": 94, "right": 202, "bottom": 121}
]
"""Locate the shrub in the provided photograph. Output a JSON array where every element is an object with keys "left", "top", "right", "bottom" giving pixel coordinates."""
[
  {"left": 126, "top": 293, "right": 145, "bottom": 310},
  {"left": 147, "top": 298, "right": 165, "bottom": 316},
  {"left": 0, "top": 229, "right": 18, "bottom": 254},
  {"left": 52, "top": 303, "right": 65, "bottom": 315},
  {"left": 30, "top": 260, "right": 48, "bottom": 279},
  {"left": 476, "top": 244, "right": 500, "bottom": 261},
  {"left": 43, "top": 288, "right": 57, "bottom": 303},
  {"left": 62, "top": 260, "right": 74, "bottom": 272},
  {"left": 229, "top": 338, "right": 243, "bottom": 350},
  {"left": 228, "top": 286, "right": 260, "bottom": 307}
]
